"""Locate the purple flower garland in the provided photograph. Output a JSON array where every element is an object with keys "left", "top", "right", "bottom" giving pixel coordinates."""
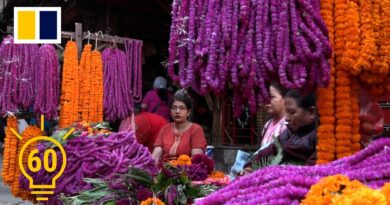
[
  {"left": 168, "top": 0, "right": 332, "bottom": 116},
  {"left": 196, "top": 138, "right": 390, "bottom": 205},
  {"left": 103, "top": 47, "right": 134, "bottom": 121},
  {"left": 33, "top": 45, "right": 60, "bottom": 120},
  {"left": 0, "top": 36, "right": 38, "bottom": 115}
]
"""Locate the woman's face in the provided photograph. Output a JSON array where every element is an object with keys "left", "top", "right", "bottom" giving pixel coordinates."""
[
  {"left": 284, "top": 97, "right": 315, "bottom": 132},
  {"left": 265, "top": 86, "right": 284, "bottom": 117},
  {"left": 171, "top": 100, "right": 190, "bottom": 123}
]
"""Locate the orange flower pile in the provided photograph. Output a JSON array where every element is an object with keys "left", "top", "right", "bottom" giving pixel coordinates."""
[
  {"left": 316, "top": 0, "right": 336, "bottom": 164},
  {"left": 169, "top": 155, "right": 192, "bottom": 166},
  {"left": 59, "top": 41, "right": 80, "bottom": 128},
  {"left": 140, "top": 197, "right": 166, "bottom": 205},
  {"left": 11, "top": 126, "right": 42, "bottom": 200},
  {"left": 2, "top": 116, "right": 18, "bottom": 185},
  {"left": 301, "top": 175, "right": 389, "bottom": 205}
]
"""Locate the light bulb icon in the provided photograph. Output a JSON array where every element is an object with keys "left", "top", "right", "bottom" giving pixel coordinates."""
[{"left": 11, "top": 115, "right": 74, "bottom": 201}]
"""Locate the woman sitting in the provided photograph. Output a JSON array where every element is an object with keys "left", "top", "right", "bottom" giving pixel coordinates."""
[
  {"left": 152, "top": 90, "right": 207, "bottom": 164},
  {"left": 242, "top": 89, "right": 318, "bottom": 175},
  {"left": 259, "top": 82, "right": 288, "bottom": 150}
]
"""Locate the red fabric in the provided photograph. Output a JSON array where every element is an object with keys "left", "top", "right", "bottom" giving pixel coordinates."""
[
  {"left": 119, "top": 113, "right": 168, "bottom": 152},
  {"left": 154, "top": 123, "right": 207, "bottom": 161}
]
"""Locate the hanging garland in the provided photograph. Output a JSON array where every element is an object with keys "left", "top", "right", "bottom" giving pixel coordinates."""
[
  {"left": 316, "top": 0, "right": 336, "bottom": 164},
  {"left": 0, "top": 36, "right": 38, "bottom": 115},
  {"left": 167, "top": 0, "right": 332, "bottom": 116},
  {"left": 125, "top": 40, "right": 143, "bottom": 103},
  {"left": 33, "top": 45, "right": 60, "bottom": 120},
  {"left": 12, "top": 126, "right": 41, "bottom": 201},
  {"left": 1, "top": 116, "right": 18, "bottom": 185},
  {"left": 103, "top": 47, "right": 134, "bottom": 121},
  {"left": 79, "top": 44, "right": 93, "bottom": 122},
  {"left": 90, "top": 49, "right": 104, "bottom": 123},
  {"left": 350, "top": 79, "right": 361, "bottom": 153},
  {"left": 59, "top": 41, "right": 80, "bottom": 128}
]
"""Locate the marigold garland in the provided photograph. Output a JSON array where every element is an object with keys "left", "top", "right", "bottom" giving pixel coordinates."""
[
  {"left": 11, "top": 126, "right": 41, "bottom": 200},
  {"left": 59, "top": 41, "right": 80, "bottom": 128},
  {"left": 1, "top": 116, "right": 18, "bottom": 185},
  {"left": 316, "top": 0, "right": 336, "bottom": 164},
  {"left": 350, "top": 80, "right": 361, "bottom": 154},
  {"left": 79, "top": 44, "right": 92, "bottom": 122},
  {"left": 341, "top": 0, "right": 361, "bottom": 75},
  {"left": 140, "top": 197, "right": 165, "bottom": 205}
]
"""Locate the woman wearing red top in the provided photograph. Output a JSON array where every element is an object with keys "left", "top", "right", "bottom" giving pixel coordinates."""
[
  {"left": 118, "top": 112, "right": 168, "bottom": 152},
  {"left": 152, "top": 90, "right": 207, "bottom": 164}
]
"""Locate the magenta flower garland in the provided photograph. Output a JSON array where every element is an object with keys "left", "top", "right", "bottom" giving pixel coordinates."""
[
  {"left": 168, "top": 0, "right": 332, "bottom": 116},
  {"left": 195, "top": 138, "right": 390, "bottom": 205},
  {"left": 125, "top": 40, "right": 143, "bottom": 103},
  {"left": 33, "top": 45, "right": 59, "bottom": 120},
  {"left": 103, "top": 47, "right": 134, "bottom": 121},
  {"left": 0, "top": 36, "right": 38, "bottom": 115}
]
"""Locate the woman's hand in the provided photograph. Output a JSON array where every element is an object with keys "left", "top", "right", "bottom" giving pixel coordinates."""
[
  {"left": 152, "top": 147, "right": 163, "bottom": 167},
  {"left": 239, "top": 167, "right": 253, "bottom": 176}
]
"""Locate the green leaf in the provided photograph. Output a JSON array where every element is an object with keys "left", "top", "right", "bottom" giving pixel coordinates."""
[
  {"left": 103, "top": 201, "right": 116, "bottom": 205},
  {"left": 125, "top": 167, "right": 153, "bottom": 187}
]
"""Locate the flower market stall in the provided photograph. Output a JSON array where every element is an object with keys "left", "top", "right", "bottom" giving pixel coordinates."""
[{"left": 1, "top": 0, "right": 390, "bottom": 204}]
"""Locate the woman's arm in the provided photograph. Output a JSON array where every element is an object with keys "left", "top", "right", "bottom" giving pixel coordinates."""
[
  {"left": 191, "top": 148, "right": 204, "bottom": 156},
  {"left": 152, "top": 147, "right": 163, "bottom": 166}
]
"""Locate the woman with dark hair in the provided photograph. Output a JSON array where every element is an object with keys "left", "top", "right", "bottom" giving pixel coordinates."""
[
  {"left": 142, "top": 76, "right": 172, "bottom": 121},
  {"left": 152, "top": 89, "right": 207, "bottom": 164},
  {"left": 241, "top": 89, "right": 318, "bottom": 175},
  {"left": 260, "top": 82, "right": 288, "bottom": 149}
]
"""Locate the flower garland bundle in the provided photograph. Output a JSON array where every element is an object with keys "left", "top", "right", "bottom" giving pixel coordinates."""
[
  {"left": 33, "top": 45, "right": 60, "bottom": 120},
  {"left": 167, "top": 0, "right": 332, "bottom": 116},
  {"left": 59, "top": 41, "right": 80, "bottom": 128},
  {"left": 78, "top": 44, "right": 93, "bottom": 122},
  {"left": 0, "top": 36, "right": 38, "bottom": 114},
  {"left": 11, "top": 126, "right": 41, "bottom": 201},
  {"left": 316, "top": 0, "right": 336, "bottom": 164},
  {"left": 102, "top": 47, "right": 134, "bottom": 121},
  {"left": 340, "top": 0, "right": 361, "bottom": 75},
  {"left": 89, "top": 50, "right": 104, "bottom": 123},
  {"left": 195, "top": 138, "right": 390, "bottom": 205},
  {"left": 19, "top": 131, "right": 157, "bottom": 203},
  {"left": 333, "top": 0, "right": 354, "bottom": 159},
  {"left": 1, "top": 116, "right": 18, "bottom": 185},
  {"left": 125, "top": 40, "right": 143, "bottom": 103},
  {"left": 301, "top": 175, "right": 389, "bottom": 205}
]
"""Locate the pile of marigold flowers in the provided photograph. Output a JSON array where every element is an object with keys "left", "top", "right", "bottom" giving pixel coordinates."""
[{"left": 301, "top": 174, "right": 390, "bottom": 205}]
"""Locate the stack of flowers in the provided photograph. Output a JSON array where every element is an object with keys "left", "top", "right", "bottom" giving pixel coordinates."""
[
  {"left": 195, "top": 137, "right": 390, "bottom": 204},
  {"left": 19, "top": 130, "right": 157, "bottom": 204},
  {"left": 170, "top": 154, "right": 215, "bottom": 181},
  {"left": 301, "top": 174, "right": 390, "bottom": 205}
]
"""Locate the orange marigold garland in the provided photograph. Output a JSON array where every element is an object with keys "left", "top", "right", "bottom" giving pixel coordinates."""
[
  {"left": 90, "top": 50, "right": 104, "bottom": 123},
  {"left": 1, "top": 116, "right": 18, "bottom": 185},
  {"left": 11, "top": 126, "right": 42, "bottom": 200},
  {"left": 350, "top": 79, "right": 361, "bottom": 153},
  {"left": 79, "top": 44, "right": 92, "bottom": 122},
  {"left": 317, "top": 0, "right": 336, "bottom": 164},
  {"left": 340, "top": 0, "right": 361, "bottom": 75},
  {"left": 59, "top": 41, "right": 80, "bottom": 128}
]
